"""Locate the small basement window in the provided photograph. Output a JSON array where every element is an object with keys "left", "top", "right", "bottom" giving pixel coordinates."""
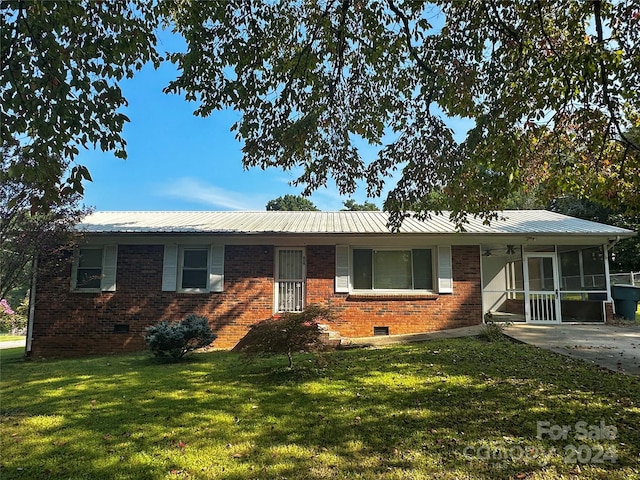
[
  {"left": 113, "top": 324, "right": 130, "bottom": 334},
  {"left": 373, "top": 326, "right": 390, "bottom": 336}
]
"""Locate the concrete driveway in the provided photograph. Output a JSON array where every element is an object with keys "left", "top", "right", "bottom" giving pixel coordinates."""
[{"left": 504, "top": 324, "right": 640, "bottom": 376}]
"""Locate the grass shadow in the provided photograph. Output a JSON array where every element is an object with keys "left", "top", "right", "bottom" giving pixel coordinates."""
[{"left": 1, "top": 338, "right": 639, "bottom": 479}]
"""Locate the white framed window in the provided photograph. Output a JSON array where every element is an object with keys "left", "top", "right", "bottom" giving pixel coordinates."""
[
  {"left": 352, "top": 248, "right": 433, "bottom": 291},
  {"left": 179, "top": 247, "right": 209, "bottom": 291},
  {"left": 336, "top": 245, "right": 452, "bottom": 294},
  {"left": 71, "top": 245, "right": 117, "bottom": 292},
  {"left": 162, "top": 244, "right": 224, "bottom": 293}
]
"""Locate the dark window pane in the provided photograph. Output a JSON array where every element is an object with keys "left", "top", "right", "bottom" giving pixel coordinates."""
[
  {"left": 76, "top": 268, "right": 101, "bottom": 289},
  {"left": 78, "top": 248, "right": 103, "bottom": 268},
  {"left": 353, "top": 249, "right": 372, "bottom": 289},
  {"left": 582, "top": 247, "right": 605, "bottom": 275},
  {"left": 560, "top": 250, "right": 581, "bottom": 290},
  {"left": 183, "top": 249, "right": 208, "bottom": 268},
  {"left": 374, "top": 250, "right": 412, "bottom": 289},
  {"left": 181, "top": 269, "right": 208, "bottom": 289},
  {"left": 413, "top": 249, "right": 433, "bottom": 289}
]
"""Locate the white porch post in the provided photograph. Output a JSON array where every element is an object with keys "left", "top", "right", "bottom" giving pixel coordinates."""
[{"left": 603, "top": 244, "right": 614, "bottom": 314}]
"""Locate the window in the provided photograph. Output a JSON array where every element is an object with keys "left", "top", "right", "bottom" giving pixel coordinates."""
[
  {"left": 162, "top": 244, "right": 224, "bottom": 293},
  {"left": 352, "top": 248, "right": 433, "bottom": 291},
  {"left": 72, "top": 245, "right": 117, "bottom": 292},
  {"left": 75, "top": 248, "right": 103, "bottom": 289},
  {"left": 181, "top": 248, "right": 209, "bottom": 290}
]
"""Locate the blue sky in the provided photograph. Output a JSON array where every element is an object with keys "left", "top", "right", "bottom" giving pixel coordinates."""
[{"left": 77, "top": 31, "right": 472, "bottom": 213}]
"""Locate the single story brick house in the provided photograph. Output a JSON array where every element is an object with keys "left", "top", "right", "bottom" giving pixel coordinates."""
[{"left": 26, "top": 210, "right": 635, "bottom": 357}]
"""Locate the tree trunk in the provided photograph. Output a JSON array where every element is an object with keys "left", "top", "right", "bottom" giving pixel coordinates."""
[{"left": 287, "top": 351, "right": 294, "bottom": 369}]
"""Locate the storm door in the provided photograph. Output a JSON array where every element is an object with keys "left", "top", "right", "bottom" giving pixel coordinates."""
[
  {"left": 523, "top": 253, "right": 561, "bottom": 323},
  {"left": 275, "top": 248, "right": 305, "bottom": 312}
]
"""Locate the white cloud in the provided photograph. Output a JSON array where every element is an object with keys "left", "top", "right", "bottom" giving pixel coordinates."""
[{"left": 161, "top": 177, "right": 263, "bottom": 210}]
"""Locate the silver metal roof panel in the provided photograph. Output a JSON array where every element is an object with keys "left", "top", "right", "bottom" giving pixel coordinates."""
[{"left": 77, "top": 210, "right": 635, "bottom": 236}]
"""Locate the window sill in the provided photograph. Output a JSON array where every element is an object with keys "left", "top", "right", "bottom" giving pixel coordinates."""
[
  {"left": 71, "top": 288, "right": 103, "bottom": 293},
  {"left": 347, "top": 292, "right": 439, "bottom": 301}
]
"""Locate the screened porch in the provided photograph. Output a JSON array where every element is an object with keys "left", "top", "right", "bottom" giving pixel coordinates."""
[{"left": 481, "top": 244, "right": 609, "bottom": 323}]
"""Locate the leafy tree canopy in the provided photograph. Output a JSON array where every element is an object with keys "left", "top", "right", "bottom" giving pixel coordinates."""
[
  {"left": 4, "top": 1, "right": 639, "bottom": 229},
  {"left": 166, "top": 0, "right": 640, "bottom": 228},
  {"left": 341, "top": 199, "right": 380, "bottom": 211},
  {"left": 1, "top": 141, "right": 87, "bottom": 300},
  {"left": 266, "top": 194, "right": 319, "bottom": 211},
  {"left": 1, "top": 0, "right": 161, "bottom": 210},
  {"left": 549, "top": 196, "right": 639, "bottom": 272}
]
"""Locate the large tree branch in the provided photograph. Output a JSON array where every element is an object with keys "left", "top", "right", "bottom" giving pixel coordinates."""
[
  {"left": 593, "top": 0, "right": 640, "bottom": 154},
  {"left": 1, "top": 0, "right": 25, "bottom": 66},
  {"left": 327, "top": 0, "right": 350, "bottom": 105},
  {"left": 276, "top": 1, "right": 334, "bottom": 119},
  {"left": 386, "top": 0, "right": 436, "bottom": 78}
]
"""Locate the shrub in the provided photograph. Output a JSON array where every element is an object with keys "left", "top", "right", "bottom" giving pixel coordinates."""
[
  {"left": 0, "top": 297, "right": 27, "bottom": 334},
  {"left": 479, "top": 320, "right": 509, "bottom": 342},
  {"left": 232, "top": 304, "right": 336, "bottom": 368},
  {"left": 144, "top": 315, "right": 217, "bottom": 360}
]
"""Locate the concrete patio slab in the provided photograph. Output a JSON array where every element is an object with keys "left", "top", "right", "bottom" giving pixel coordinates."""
[{"left": 504, "top": 324, "right": 640, "bottom": 376}]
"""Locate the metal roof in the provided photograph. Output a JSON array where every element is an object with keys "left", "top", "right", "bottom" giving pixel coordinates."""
[{"left": 77, "top": 210, "right": 635, "bottom": 237}]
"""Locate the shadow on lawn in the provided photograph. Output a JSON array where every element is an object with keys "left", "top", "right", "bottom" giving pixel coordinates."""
[{"left": 1, "top": 339, "right": 639, "bottom": 479}]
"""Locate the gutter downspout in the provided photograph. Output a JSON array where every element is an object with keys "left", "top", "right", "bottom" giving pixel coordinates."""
[
  {"left": 604, "top": 236, "right": 621, "bottom": 317},
  {"left": 25, "top": 255, "right": 37, "bottom": 355}
]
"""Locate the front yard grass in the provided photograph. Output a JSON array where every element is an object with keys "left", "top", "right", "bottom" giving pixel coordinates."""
[{"left": 1, "top": 338, "right": 639, "bottom": 479}]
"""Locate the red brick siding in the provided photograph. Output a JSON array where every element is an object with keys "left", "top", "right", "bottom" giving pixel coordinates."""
[
  {"left": 306, "top": 245, "right": 482, "bottom": 337},
  {"left": 31, "top": 245, "right": 275, "bottom": 356},
  {"left": 30, "top": 243, "right": 482, "bottom": 357},
  {"left": 605, "top": 302, "right": 614, "bottom": 323}
]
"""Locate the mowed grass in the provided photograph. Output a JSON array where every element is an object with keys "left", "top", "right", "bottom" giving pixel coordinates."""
[{"left": 1, "top": 338, "right": 639, "bottom": 480}]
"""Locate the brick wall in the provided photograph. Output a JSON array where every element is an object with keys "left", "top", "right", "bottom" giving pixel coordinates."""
[
  {"left": 307, "top": 245, "right": 482, "bottom": 337},
  {"left": 30, "top": 243, "right": 482, "bottom": 357},
  {"left": 30, "top": 245, "right": 275, "bottom": 356}
]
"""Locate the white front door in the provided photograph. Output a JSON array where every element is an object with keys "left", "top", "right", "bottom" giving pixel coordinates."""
[
  {"left": 523, "top": 253, "right": 561, "bottom": 323},
  {"left": 275, "top": 248, "right": 306, "bottom": 312}
]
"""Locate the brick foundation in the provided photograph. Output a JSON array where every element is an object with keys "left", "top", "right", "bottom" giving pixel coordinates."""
[{"left": 30, "top": 244, "right": 483, "bottom": 357}]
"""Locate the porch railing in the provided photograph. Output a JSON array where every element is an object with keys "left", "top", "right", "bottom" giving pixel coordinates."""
[{"left": 610, "top": 272, "right": 640, "bottom": 287}]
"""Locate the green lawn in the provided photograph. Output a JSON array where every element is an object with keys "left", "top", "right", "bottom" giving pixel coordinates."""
[{"left": 1, "top": 338, "right": 639, "bottom": 480}]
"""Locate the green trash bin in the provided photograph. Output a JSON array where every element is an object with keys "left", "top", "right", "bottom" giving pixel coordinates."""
[{"left": 611, "top": 285, "right": 640, "bottom": 320}]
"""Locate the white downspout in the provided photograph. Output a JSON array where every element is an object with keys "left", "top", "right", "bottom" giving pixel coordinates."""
[
  {"left": 478, "top": 245, "right": 485, "bottom": 323},
  {"left": 604, "top": 236, "right": 622, "bottom": 318},
  {"left": 25, "top": 255, "right": 37, "bottom": 354}
]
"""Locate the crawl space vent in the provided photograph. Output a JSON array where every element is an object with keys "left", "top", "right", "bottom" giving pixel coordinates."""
[{"left": 373, "top": 326, "right": 389, "bottom": 336}]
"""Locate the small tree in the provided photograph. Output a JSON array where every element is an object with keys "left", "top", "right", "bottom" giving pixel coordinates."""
[
  {"left": 1, "top": 141, "right": 88, "bottom": 301},
  {"left": 144, "top": 315, "right": 217, "bottom": 361},
  {"left": 0, "top": 297, "right": 28, "bottom": 335},
  {"left": 233, "top": 305, "right": 336, "bottom": 368}
]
